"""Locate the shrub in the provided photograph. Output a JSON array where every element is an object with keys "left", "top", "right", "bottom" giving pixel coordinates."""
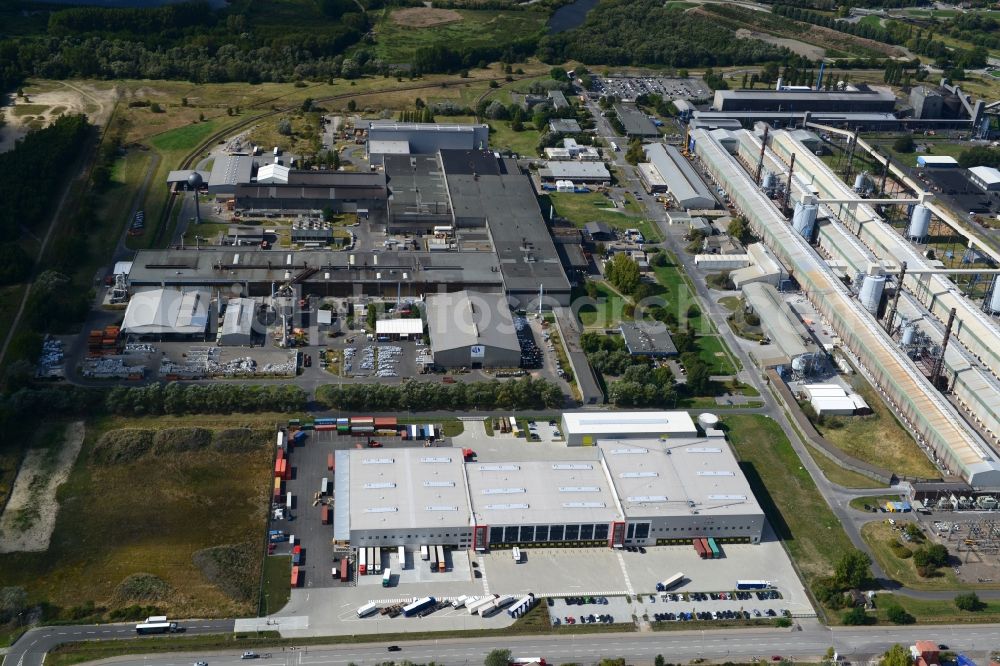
[
  {"left": 885, "top": 604, "right": 915, "bottom": 625},
  {"left": 92, "top": 429, "right": 155, "bottom": 464},
  {"left": 192, "top": 542, "right": 259, "bottom": 602},
  {"left": 113, "top": 573, "right": 172, "bottom": 604},
  {"left": 152, "top": 427, "right": 212, "bottom": 454},
  {"left": 955, "top": 592, "right": 985, "bottom": 612},
  {"left": 214, "top": 428, "right": 269, "bottom": 453},
  {"left": 841, "top": 606, "right": 868, "bottom": 625}
]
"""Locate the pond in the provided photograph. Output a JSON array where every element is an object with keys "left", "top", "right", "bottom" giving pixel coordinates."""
[{"left": 547, "top": 0, "right": 599, "bottom": 34}]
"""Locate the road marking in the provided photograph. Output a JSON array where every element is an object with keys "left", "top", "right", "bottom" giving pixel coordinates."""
[
  {"left": 477, "top": 555, "right": 490, "bottom": 595},
  {"left": 614, "top": 551, "right": 634, "bottom": 596}
]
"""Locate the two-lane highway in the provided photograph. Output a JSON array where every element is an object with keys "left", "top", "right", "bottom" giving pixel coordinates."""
[{"left": 3, "top": 620, "right": 235, "bottom": 666}]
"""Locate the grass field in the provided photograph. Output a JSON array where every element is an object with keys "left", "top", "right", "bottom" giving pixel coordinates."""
[
  {"left": 548, "top": 191, "right": 644, "bottom": 229},
  {"left": 651, "top": 255, "right": 713, "bottom": 334},
  {"left": 0, "top": 417, "right": 273, "bottom": 619},
  {"left": 725, "top": 415, "right": 854, "bottom": 586},
  {"left": 812, "top": 382, "right": 939, "bottom": 479},
  {"left": 876, "top": 593, "right": 1000, "bottom": 624},
  {"left": 575, "top": 282, "right": 631, "bottom": 328},
  {"left": 371, "top": 8, "right": 547, "bottom": 65},
  {"left": 261, "top": 555, "right": 292, "bottom": 616},
  {"left": 808, "top": 446, "right": 884, "bottom": 489},
  {"left": 695, "top": 335, "right": 737, "bottom": 375},
  {"left": 488, "top": 120, "right": 543, "bottom": 157},
  {"left": 859, "top": 521, "right": 988, "bottom": 591}
]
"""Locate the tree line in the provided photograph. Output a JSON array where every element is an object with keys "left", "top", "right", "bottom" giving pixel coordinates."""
[
  {"left": 315, "top": 376, "right": 564, "bottom": 411},
  {"left": 538, "top": 0, "right": 789, "bottom": 68}
]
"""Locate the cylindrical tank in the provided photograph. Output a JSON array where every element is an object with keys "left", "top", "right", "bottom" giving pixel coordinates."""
[
  {"left": 697, "top": 413, "right": 719, "bottom": 430},
  {"left": 901, "top": 324, "right": 916, "bottom": 346},
  {"left": 791, "top": 201, "right": 818, "bottom": 239},
  {"left": 859, "top": 274, "right": 886, "bottom": 314},
  {"left": 853, "top": 173, "right": 868, "bottom": 192},
  {"left": 791, "top": 355, "right": 808, "bottom": 373},
  {"left": 762, "top": 172, "right": 776, "bottom": 191},
  {"left": 988, "top": 277, "right": 1000, "bottom": 314},
  {"left": 907, "top": 205, "right": 931, "bottom": 240}
]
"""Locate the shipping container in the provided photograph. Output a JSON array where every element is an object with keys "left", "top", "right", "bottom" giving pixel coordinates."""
[
  {"left": 398, "top": 545, "right": 406, "bottom": 569},
  {"left": 700, "top": 538, "right": 712, "bottom": 558},
  {"left": 357, "top": 602, "right": 379, "bottom": 617},
  {"left": 290, "top": 566, "right": 300, "bottom": 587},
  {"left": 351, "top": 416, "right": 375, "bottom": 425},
  {"left": 420, "top": 545, "right": 429, "bottom": 560},
  {"left": 315, "top": 418, "right": 336, "bottom": 425},
  {"left": 693, "top": 538, "right": 707, "bottom": 559},
  {"left": 273, "top": 478, "right": 282, "bottom": 499},
  {"left": 286, "top": 492, "right": 293, "bottom": 510},
  {"left": 321, "top": 505, "right": 331, "bottom": 524},
  {"left": 276, "top": 448, "right": 285, "bottom": 462},
  {"left": 288, "top": 419, "right": 301, "bottom": 427},
  {"left": 707, "top": 538, "right": 720, "bottom": 559},
  {"left": 292, "top": 430, "right": 307, "bottom": 443},
  {"left": 339, "top": 558, "right": 349, "bottom": 582},
  {"left": 382, "top": 567, "right": 392, "bottom": 587},
  {"left": 359, "top": 547, "right": 367, "bottom": 575},
  {"left": 327, "top": 453, "right": 334, "bottom": 471},
  {"left": 374, "top": 417, "right": 397, "bottom": 428},
  {"left": 436, "top": 545, "right": 446, "bottom": 572},
  {"left": 402, "top": 596, "right": 436, "bottom": 617},
  {"left": 277, "top": 431, "right": 287, "bottom": 450},
  {"left": 321, "top": 477, "right": 330, "bottom": 495}
]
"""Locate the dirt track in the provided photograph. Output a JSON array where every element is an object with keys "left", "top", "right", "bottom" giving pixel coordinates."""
[
  {"left": 0, "top": 82, "right": 117, "bottom": 153},
  {"left": 0, "top": 421, "right": 85, "bottom": 553}
]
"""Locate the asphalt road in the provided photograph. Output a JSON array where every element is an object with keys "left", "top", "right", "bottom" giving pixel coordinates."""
[
  {"left": 2, "top": 620, "right": 235, "bottom": 666},
  {"left": 26, "top": 623, "right": 1000, "bottom": 666}
]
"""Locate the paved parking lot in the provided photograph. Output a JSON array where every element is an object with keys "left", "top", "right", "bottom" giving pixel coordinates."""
[{"left": 595, "top": 76, "right": 710, "bottom": 102}]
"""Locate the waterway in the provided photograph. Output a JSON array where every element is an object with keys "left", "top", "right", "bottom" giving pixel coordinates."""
[{"left": 547, "top": 0, "right": 599, "bottom": 33}]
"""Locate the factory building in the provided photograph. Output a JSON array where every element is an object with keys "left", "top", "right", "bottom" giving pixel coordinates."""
[
  {"left": 614, "top": 104, "right": 659, "bottom": 137},
  {"left": 425, "top": 290, "right": 522, "bottom": 368},
  {"left": 910, "top": 81, "right": 985, "bottom": 125},
  {"left": 217, "top": 297, "right": 257, "bottom": 346},
  {"left": 712, "top": 87, "right": 897, "bottom": 114},
  {"left": 207, "top": 154, "right": 254, "bottom": 195},
  {"left": 642, "top": 143, "right": 716, "bottom": 210},
  {"left": 740, "top": 282, "right": 813, "bottom": 367},
  {"left": 560, "top": 411, "right": 699, "bottom": 446},
  {"left": 121, "top": 288, "right": 210, "bottom": 339},
  {"left": 384, "top": 153, "right": 453, "bottom": 232},
  {"left": 332, "top": 412, "right": 765, "bottom": 549},
  {"left": 365, "top": 121, "right": 490, "bottom": 164},
  {"left": 969, "top": 166, "right": 1000, "bottom": 192},
  {"left": 619, "top": 321, "right": 677, "bottom": 357},
  {"left": 692, "top": 127, "right": 1000, "bottom": 488},
  {"left": 538, "top": 161, "right": 611, "bottom": 184},
  {"left": 234, "top": 171, "right": 387, "bottom": 214}
]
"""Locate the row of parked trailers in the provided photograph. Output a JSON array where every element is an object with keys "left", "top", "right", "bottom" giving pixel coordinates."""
[
  {"left": 419, "top": 544, "right": 447, "bottom": 572},
  {"left": 693, "top": 538, "right": 721, "bottom": 559},
  {"left": 287, "top": 418, "right": 437, "bottom": 440}
]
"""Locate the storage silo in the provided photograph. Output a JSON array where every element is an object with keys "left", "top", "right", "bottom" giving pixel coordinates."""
[
  {"left": 901, "top": 323, "right": 916, "bottom": 346},
  {"left": 859, "top": 272, "right": 886, "bottom": 314},
  {"left": 791, "top": 201, "right": 818, "bottom": 239},
  {"left": 697, "top": 413, "right": 720, "bottom": 430},
  {"left": 907, "top": 205, "right": 931, "bottom": 241},
  {"left": 988, "top": 276, "right": 1000, "bottom": 314},
  {"left": 762, "top": 172, "right": 776, "bottom": 192},
  {"left": 853, "top": 173, "right": 869, "bottom": 193}
]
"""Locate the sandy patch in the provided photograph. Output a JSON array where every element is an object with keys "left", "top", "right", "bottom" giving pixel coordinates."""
[
  {"left": 0, "top": 421, "right": 85, "bottom": 553},
  {"left": 736, "top": 27, "right": 826, "bottom": 60},
  {"left": 391, "top": 6, "right": 463, "bottom": 27},
  {"left": 0, "top": 82, "right": 118, "bottom": 154}
]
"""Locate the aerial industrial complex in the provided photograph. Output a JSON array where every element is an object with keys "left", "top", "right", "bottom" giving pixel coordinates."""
[{"left": 330, "top": 411, "right": 764, "bottom": 551}]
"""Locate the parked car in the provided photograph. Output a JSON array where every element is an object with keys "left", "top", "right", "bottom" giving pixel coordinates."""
[{"left": 241, "top": 653, "right": 259, "bottom": 660}]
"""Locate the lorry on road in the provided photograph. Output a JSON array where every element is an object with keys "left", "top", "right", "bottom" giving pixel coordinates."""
[{"left": 656, "top": 572, "right": 685, "bottom": 592}]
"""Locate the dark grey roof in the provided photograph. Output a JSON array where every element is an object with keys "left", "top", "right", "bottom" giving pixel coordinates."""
[
  {"left": 285, "top": 170, "right": 387, "bottom": 188},
  {"left": 569, "top": 350, "right": 604, "bottom": 404},
  {"left": 234, "top": 185, "right": 387, "bottom": 201},
  {"left": 384, "top": 153, "right": 452, "bottom": 217},
  {"left": 614, "top": 104, "right": 658, "bottom": 136},
  {"left": 619, "top": 321, "right": 677, "bottom": 356},
  {"left": 584, "top": 221, "right": 613, "bottom": 237},
  {"left": 549, "top": 118, "right": 582, "bottom": 133},
  {"left": 426, "top": 290, "right": 521, "bottom": 354}
]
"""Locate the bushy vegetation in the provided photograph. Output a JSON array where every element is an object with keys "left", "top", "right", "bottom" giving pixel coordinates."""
[
  {"left": 192, "top": 542, "right": 259, "bottom": 603},
  {"left": 811, "top": 549, "right": 875, "bottom": 611},
  {"left": 316, "top": 377, "right": 563, "bottom": 411},
  {"left": 112, "top": 574, "right": 172, "bottom": 604},
  {"left": 93, "top": 427, "right": 271, "bottom": 465},
  {"left": 955, "top": 591, "right": 985, "bottom": 612},
  {"left": 104, "top": 383, "right": 308, "bottom": 416},
  {"left": 92, "top": 429, "right": 156, "bottom": 465},
  {"left": 538, "top": 0, "right": 789, "bottom": 67},
  {"left": 959, "top": 146, "right": 1000, "bottom": 169}
]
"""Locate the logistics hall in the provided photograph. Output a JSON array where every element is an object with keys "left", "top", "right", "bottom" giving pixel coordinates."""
[{"left": 332, "top": 412, "right": 765, "bottom": 550}]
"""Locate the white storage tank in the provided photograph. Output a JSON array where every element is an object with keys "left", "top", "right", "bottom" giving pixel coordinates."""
[
  {"left": 762, "top": 172, "right": 776, "bottom": 191},
  {"left": 853, "top": 173, "right": 869, "bottom": 192},
  {"left": 989, "top": 276, "right": 1000, "bottom": 314},
  {"left": 697, "top": 413, "right": 720, "bottom": 430},
  {"left": 907, "top": 205, "right": 931, "bottom": 241},
  {"left": 791, "top": 201, "right": 818, "bottom": 239},
  {"left": 859, "top": 273, "right": 886, "bottom": 314},
  {"left": 901, "top": 323, "right": 916, "bottom": 346}
]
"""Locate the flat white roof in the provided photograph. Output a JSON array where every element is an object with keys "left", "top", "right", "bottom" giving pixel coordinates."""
[
  {"left": 918, "top": 155, "right": 959, "bottom": 165},
  {"left": 811, "top": 396, "right": 857, "bottom": 412},
  {"left": 598, "top": 438, "right": 764, "bottom": 519},
  {"left": 376, "top": 318, "right": 423, "bottom": 335},
  {"left": 970, "top": 165, "right": 1000, "bottom": 185},
  {"left": 562, "top": 411, "right": 698, "bottom": 437},
  {"left": 121, "top": 288, "right": 210, "bottom": 335}
]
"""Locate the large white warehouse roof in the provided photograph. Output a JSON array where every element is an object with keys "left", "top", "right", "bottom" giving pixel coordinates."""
[{"left": 562, "top": 411, "right": 698, "bottom": 437}]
